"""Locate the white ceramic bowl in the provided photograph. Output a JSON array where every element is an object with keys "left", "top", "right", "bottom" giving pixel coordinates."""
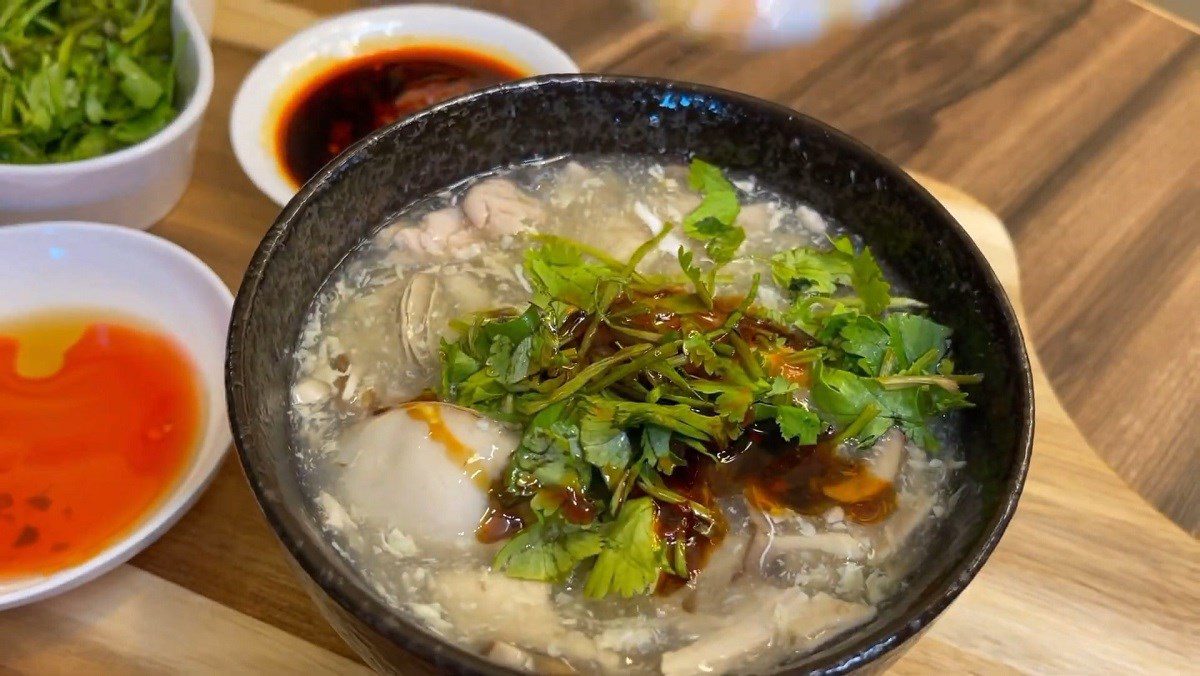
[
  {"left": 0, "top": 222, "right": 233, "bottom": 610},
  {"left": 0, "top": 1, "right": 214, "bottom": 231},
  {"left": 230, "top": 4, "right": 579, "bottom": 206}
]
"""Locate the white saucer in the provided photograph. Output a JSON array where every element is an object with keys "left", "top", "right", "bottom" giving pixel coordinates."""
[{"left": 0, "top": 221, "right": 234, "bottom": 610}]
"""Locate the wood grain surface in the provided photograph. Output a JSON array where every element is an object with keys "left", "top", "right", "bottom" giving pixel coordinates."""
[{"left": 9, "top": 0, "right": 1198, "bottom": 671}]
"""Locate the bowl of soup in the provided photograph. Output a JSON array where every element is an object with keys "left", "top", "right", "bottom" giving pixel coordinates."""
[{"left": 227, "top": 75, "right": 1033, "bottom": 674}]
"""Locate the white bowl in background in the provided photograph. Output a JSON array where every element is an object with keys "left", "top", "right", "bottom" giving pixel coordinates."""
[
  {"left": 0, "top": 221, "right": 233, "bottom": 610},
  {"left": 0, "top": 1, "right": 214, "bottom": 231},
  {"left": 230, "top": 4, "right": 579, "bottom": 206}
]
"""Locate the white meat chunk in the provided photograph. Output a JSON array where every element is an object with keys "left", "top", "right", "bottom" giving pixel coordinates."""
[
  {"left": 463, "top": 178, "right": 544, "bottom": 236},
  {"left": 873, "top": 491, "right": 936, "bottom": 561},
  {"left": 773, "top": 590, "right": 876, "bottom": 651},
  {"left": 661, "top": 589, "right": 874, "bottom": 676},
  {"left": 737, "top": 202, "right": 778, "bottom": 237},
  {"left": 660, "top": 614, "right": 774, "bottom": 676},
  {"left": 430, "top": 569, "right": 619, "bottom": 671},
  {"left": 864, "top": 428, "right": 905, "bottom": 482},
  {"left": 392, "top": 207, "right": 484, "bottom": 262},
  {"left": 764, "top": 531, "right": 870, "bottom": 561},
  {"left": 683, "top": 529, "right": 751, "bottom": 612},
  {"left": 633, "top": 200, "right": 688, "bottom": 258},
  {"left": 578, "top": 214, "right": 653, "bottom": 260}
]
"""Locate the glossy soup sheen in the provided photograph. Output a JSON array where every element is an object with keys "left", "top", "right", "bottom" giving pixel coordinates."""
[
  {"left": 0, "top": 312, "right": 201, "bottom": 578},
  {"left": 275, "top": 44, "right": 529, "bottom": 187}
]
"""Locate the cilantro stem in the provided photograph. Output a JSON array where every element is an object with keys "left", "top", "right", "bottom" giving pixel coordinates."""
[
  {"left": 647, "top": 361, "right": 696, "bottom": 394},
  {"left": 879, "top": 348, "right": 897, "bottom": 377},
  {"left": 533, "top": 234, "right": 628, "bottom": 271},
  {"left": 876, "top": 374, "right": 982, "bottom": 391},
  {"left": 832, "top": 402, "right": 882, "bottom": 446},
  {"left": 724, "top": 274, "right": 761, "bottom": 330},
  {"left": 603, "top": 321, "right": 663, "bottom": 342},
  {"left": 656, "top": 392, "right": 715, "bottom": 409},
  {"left": 907, "top": 347, "right": 941, "bottom": 374},
  {"left": 636, "top": 475, "right": 717, "bottom": 528},
  {"left": 625, "top": 222, "right": 675, "bottom": 274},
  {"left": 578, "top": 313, "right": 604, "bottom": 358},
  {"left": 589, "top": 340, "right": 684, "bottom": 393},
  {"left": 728, "top": 333, "right": 764, "bottom": 381},
  {"left": 527, "top": 343, "right": 655, "bottom": 413}
]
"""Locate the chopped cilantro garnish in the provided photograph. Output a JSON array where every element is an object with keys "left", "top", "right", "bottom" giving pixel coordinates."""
[
  {"left": 0, "top": 0, "right": 178, "bottom": 164},
  {"left": 493, "top": 517, "right": 602, "bottom": 582},
  {"left": 583, "top": 497, "right": 664, "bottom": 598},
  {"left": 433, "top": 159, "right": 979, "bottom": 597}
]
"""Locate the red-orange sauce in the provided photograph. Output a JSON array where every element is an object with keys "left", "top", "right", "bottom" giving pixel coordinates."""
[
  {"left": 0, "top": 313, "right": 201, "bottom": 578},
  {"left": 276, "top": 45, "right": 529, "bottom": 187}
]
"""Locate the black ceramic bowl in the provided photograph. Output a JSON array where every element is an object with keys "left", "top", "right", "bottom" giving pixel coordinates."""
[{"left": 227, "top": 75, "right": 1033, "bottom": 675}]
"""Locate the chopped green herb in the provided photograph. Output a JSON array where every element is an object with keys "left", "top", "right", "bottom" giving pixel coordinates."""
[
  {"left": 0, "top": 0, "right": 178, "bottom": 164},
  {"left": 435, "top": 158, "right": 980, "bottom": 597},
  {"left": 583, "top": 497, "right": 664, "bottom": 598}
]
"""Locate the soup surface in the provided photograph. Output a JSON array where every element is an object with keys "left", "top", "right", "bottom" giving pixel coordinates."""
[
  {"left": 276, "top": 45, "right": 528, "bottom": 186},
  {"left": 289, "top": 156, "right": 976, "bottom": 674},
  {"left": 0, "top": 311, "right": 201, "bottom": 578}
]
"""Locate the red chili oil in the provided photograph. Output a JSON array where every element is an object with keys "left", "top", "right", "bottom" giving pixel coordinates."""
[{"left": 275, "top": 45, "right": 528, "bottom": 187}]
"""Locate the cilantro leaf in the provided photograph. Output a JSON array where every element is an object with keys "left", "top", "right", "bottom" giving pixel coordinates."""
[
  {"left": 773, "top": 404, "right": 822, "bottom": 444},
  {"left": 678, "top": 248, "right": 714, "bottom": 308},
  {"left": 837, "top": 315, "right": 891, "bottom": 375},
  {"left": 883, "top": 313, "right": 951, "bottom": 371},
  {"left": 770, "top": 245, "right": 852, "bottom": 294},
  {"left": 772, "top": 237, "right": 889, "bottom": 316},
  {"left": 487, "top": 334, "right": 535, "bottom": 384},
  {"left": 493, "top": 518, "right": 602, "bottom": 582},
  {"left": 640, "top": 424, "right": 682, "bottom": 474},
  {"left": 583, "top": 497, "right": 663, "bottom": 598},
  {"left": 714, "top": 386, "right": 754, "bottom": 425},
  {"left": 684, "top": 159, "right": 740, "bottom": 230},
  {"left": 810, "top": 364, "right": 893, "bottom": 445},
  {"left": 438, "top": 340, "right": 481, "bottom": 396},
  {"left": 506, "top": 402, "right": 591, "bottom": 494},
  {"left": 682, "top": 159, "right": 746, "bottom": 265},
  {"left": 590, "top": 397, "right": 727, "bottom": 445},
  {"left": 682, "top": 330, "right": 721, "bottom": 375},
  {"left": 689, "top": 217, "right": 746, "bottom": 265},
  {"left": 580, "top": 413, "right": 633, "bottom": 472},
  {"left": 850, "top": 246, "right": 891, "bottom": 316},
  {"left": 523, "top": 240, "right": 621, "bottom": 310},
  {"left": 761, "top": 375, "right": 799, "bottom": 400}
]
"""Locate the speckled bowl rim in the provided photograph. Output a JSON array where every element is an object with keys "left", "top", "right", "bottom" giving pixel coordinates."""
[{"left": 228, "top": 74, "right": 1034, "bottom": 675}]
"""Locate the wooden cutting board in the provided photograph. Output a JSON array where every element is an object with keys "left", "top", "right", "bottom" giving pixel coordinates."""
[{"left": 2, "top": 177, "right": 1195, "bottom": 674}]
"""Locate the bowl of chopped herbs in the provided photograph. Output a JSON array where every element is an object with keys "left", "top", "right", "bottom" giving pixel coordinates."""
[{"left": 0, "top": 0, "right": 213, "bottom": 229}]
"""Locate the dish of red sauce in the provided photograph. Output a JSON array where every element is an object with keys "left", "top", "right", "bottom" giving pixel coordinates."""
[
  {"left": 0, "top": 312, "right": 201, "bottom": 579},
  {"left": 275, "top": 44, "right": 529, "bottom": 187}
]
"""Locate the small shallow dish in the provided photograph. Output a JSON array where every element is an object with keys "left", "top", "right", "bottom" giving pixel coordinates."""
[
  {"left": 0, "top": 221, "right": 233, "bottom": 610},
  {"left": 228, "top": 76, "right": 1033, "bottom": 674},
  {"left": 230, "top": 4, "right": 579, "bottom": 206},
  {"left": 0, "top": 2, "right": 214, "bottom": 231}
]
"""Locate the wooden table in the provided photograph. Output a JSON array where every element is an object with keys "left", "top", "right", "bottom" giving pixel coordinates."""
[{"left": 5, "top": 0, "right": 1198, "bottom": 672}]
